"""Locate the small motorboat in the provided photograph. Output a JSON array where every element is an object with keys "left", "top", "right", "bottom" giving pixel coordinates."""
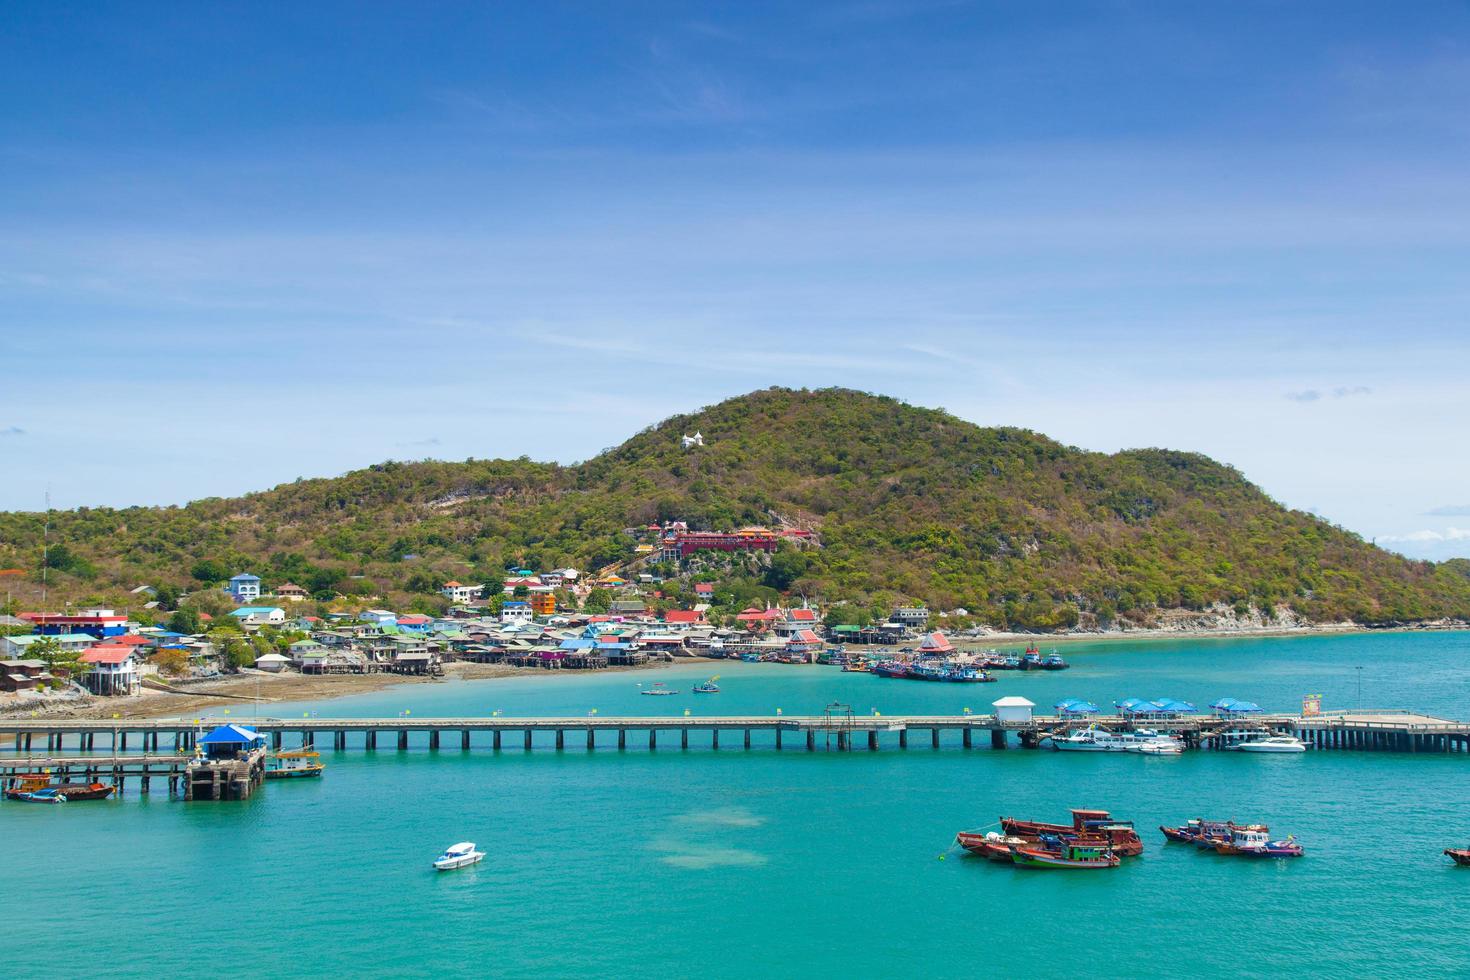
[
  {"left": 1444, "top": 848, "right": 1470, "bottom": 866},
  {"left": 693, "top": 677, "right": 721, "bottom": 694},
  {"left": 841, "top": 660, "right": 869, "bottom": 673},
  {"left": 1040, "top": 654, "right": 1069, "bottom": 670},
  {"left": 1011, "top": 841, "right": 1120, "bottom": 869},
  {"left": 641, "top": 683, "right": 679, "bottom": 696},
  {"left": 1235, "top": 735, "right": 1307, "bottom": 753},
  {"left": 1161, "top": 819, "right": 1260, "bottom": 847},
  {"left": 12, "top": 788, "right": 66, "bottom": 805},
  {"left": 1129, "top": 730, "right": 1185, "bottom": 755},
  {"left": 433, "top": 842, "right": 485, "bottom": 871}
]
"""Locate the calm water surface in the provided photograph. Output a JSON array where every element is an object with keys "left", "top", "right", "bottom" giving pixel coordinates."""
[{"left": 7, "top": 631, "right": 1470, "bottom": 978}]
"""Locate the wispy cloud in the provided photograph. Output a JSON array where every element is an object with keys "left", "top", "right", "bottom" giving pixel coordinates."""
[
  {"left": 1286, "top": 386, "right": 1372, "bottom": 403},
  {"left": 1377, "top": 527, "right": 1470, "bottom": 544},
  {"left": 0, "top": 426, "right": 25, "bottom": 437},
  {"left": 1427, "top": 505, "right": 1470, "bottom": 517}
]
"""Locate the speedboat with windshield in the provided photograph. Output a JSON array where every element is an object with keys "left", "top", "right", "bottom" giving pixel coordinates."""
[
  {"left": 1235, "top": 735, "right": 1307, "bottom": 753},
  {"left": 433, "top": 842, "right": 485, "bottom": 871}
]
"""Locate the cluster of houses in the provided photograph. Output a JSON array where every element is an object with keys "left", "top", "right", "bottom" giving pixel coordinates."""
[{"left": 0, "top": 548, "right": 934, "bottom": 700}]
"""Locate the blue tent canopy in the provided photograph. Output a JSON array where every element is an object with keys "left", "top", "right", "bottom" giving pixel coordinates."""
[
  {"left": 1115, "top": 698, "right": 1156, "bottom": 714},
  {"left": 1210, "top": 697, "right": 1239, "bottom": 711},
  {"left": 199, "top": 724, "right": 265, "bottom": 746},
  {"left": 1054, "top": 698, "right": 1100, "bottom": 714},
  {"left": 1152, "top": 699, "right": 1197, "bottom": 713},
  {"left": 1224, "top": 700, "right": 1262, "bottom": 713}
]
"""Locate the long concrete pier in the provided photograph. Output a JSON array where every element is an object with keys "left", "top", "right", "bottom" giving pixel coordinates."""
[{"left": 2, "top": 710, "right": 1467, "bottom": 754}]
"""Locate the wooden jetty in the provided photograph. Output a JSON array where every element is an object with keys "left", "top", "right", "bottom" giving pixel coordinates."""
[
  {"left": 1, "top": 709, "right": 1467, "bottom": 756},
  {"left": 0, "top": 754, "right": 190, "bottom": 796}
]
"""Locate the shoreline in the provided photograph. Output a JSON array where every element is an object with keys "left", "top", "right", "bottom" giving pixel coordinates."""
[{"left": 5, "top": 622, "right": 1465, "bottom": 723}]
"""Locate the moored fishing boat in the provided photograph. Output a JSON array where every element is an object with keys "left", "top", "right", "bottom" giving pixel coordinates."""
[
  {"left": 870, "top": 661, "right": 910, "bottom": 679},
  {"left": 940, "top": 665, "right": 993, "bottom": 683},
  {"left": 641, "top": 682, "right": 679, "bottom": 695},
  {"left": 1041, "top": 654, "right": 1069, "bottom": 670},
  {"left": 1010, "top": 840, "right": 1120, "bottom": 869},
  {"left": 265, "top": 748, "right": 325, "bottom": 780},
  {"left": 1001, "top": 809, "right": 1144, "bottom": 856},
  {"left": 1444, "top": 848, "right": 1470, "bottom": 866},
  {"left": 955, "top": 830, "right": 1031, "bottom": 861},
  {"left": 840, "top": 659, "right": 869, "bottom": 672},
  {"left": 4, "top": 776, "right": 115, "bottom": 801},
  {"left": 1213, "top": 826, "right": 1303, "bottom": 858},
  {"left": 1160, "top": 819, "right": 1257, "bottom": 847},
  {"left": 693, "top": 677, "right": 721, "bottom": 693}
]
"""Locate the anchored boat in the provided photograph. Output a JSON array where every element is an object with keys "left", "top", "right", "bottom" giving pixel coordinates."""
[
  {"left": 11, "top": 787, "right": 66, "bottom": 805},
  {"left": 693, "top": 677, "right": 721, "bottom": 694},
  {"left": 955, "top": 830, "right": 1031, "bottom": 862},
  {"left": 1234, "top": 735, "right": 1307, "bottom": 753},
  {"left": 433, "top": 842, "right": 485, "bottom": 871},
  {"left": 265, "top": 748, "right": 325, "bottom": 780},
  {"left": 1011, "top": 840, "right": 1120, "bottom": 869},
  {"left": 4, "top": 776, "right": 114, "bottom": 801},
  {"left": 1213, "top": 826, "right": 1304, "bottom": 858},
  {"left": 1001, "top": 809, "right": 1144, "bottom": 856},
  {"left": 641, "top": 683, "right": 679, "bottom": 696},
  {"left": 1444, "top": 848, "right": 1470, "bottom": 866}
]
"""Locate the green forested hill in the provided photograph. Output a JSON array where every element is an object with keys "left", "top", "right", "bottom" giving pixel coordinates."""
[{"left": 2, "top": 387, "right": 1466, "bottom": 628}]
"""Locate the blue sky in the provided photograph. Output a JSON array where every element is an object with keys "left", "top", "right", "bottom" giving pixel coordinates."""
[{"left": 2, "top": 2, "right": 1468, "bottom": 558}]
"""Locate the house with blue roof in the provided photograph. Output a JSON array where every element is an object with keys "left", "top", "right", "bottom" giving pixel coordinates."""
[{"left": 228, "top": 573, "right": 262, "bottom": 603}]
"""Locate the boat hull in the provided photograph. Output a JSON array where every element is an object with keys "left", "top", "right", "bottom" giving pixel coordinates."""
[
  {"left": 1001, "top": 818, "right": 1144, "bottom": 856},
  {"left": 1011, "top": 847, "right": 1120, "bottom": 869},
  {"left": 1445, "top": 849, "right": 1470, "bottom": 866},
  {"left": 433, "top": 853, "right": 484, "bottom": 871},
  {"left": 264, "top": 766, "right": 324, "bottom": 780}
]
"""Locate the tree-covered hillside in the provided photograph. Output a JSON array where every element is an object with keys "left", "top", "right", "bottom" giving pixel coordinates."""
[{"left": 2, "top": 387, "right": 1466, "bottom": 629}]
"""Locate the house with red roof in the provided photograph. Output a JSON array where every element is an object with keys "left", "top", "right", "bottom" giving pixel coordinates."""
[
  {"left": 663, "top": 609, "right": 705, "bottom": 627},
  {"left": 735, "top": 607, "right": 783, "bottom": 631},
  {"left": 77, "top": 644, "right": 142, "bottom": 695},
  {"left": 918, "top": 631, "right": 954, "bottom": 655},
  {"left": 694, "top": 583, "right": 715, "bottom": 597}
]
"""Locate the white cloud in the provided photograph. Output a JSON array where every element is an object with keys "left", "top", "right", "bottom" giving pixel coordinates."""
[{"left": 1377, "top": 527, "right": 1470, "bottom": 544}]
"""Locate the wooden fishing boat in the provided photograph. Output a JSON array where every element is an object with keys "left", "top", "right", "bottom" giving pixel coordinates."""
[
  {"left": 1011, "top": 841, "right": 1120, "bottom": 869},
  {"left": 264, "top": 749, "right": 325, "bottom": 780},
  {"left": 1002, "top": 809, "right": 1144, "bottom": 856},
  {"left": 1444, "top": 848, "right": 1470, "bottom": 866},
  {"left": 1161, "top": 819, "right": 1265, "bottom": 848},
  {"left": 12, "top": 787, "right": 66, "bottom": 804},
  {"left": 4, "top": 776, "right": 114, "bottom": 801},
  {"left": 1212, "top": 827, "right": 1303, "bottom": 857},
  {"left": 955, "top": 830, "right": 1031, "bottom": 862}
]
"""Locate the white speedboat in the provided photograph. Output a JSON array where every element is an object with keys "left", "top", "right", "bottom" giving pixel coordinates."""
[
  {"left": 1235, "top": 735, "right": 1306, "bottom": 753},
  {"left": 1048, "top": 729, "right": 1132, "bottom": 752},
  {"left": 1127, "top": 728, "right": 1185, "bottom": 755},
  {"left": 640, "top": 683, "right": 679, "bottom": 696},
  {"left": 433, "top": 842, "right": 485, "bottom": 871}
]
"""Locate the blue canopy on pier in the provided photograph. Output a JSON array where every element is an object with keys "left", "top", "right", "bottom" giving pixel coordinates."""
[
  {"left": 1054, "top": 698, "right": 1100, "bottom": 714},
  {"left": 199, "top": 724, "right": 265, "bottom": 746},
  {"left": 1219, "top": 699, "right": 1262, "bottom": 714},
  {"left": 1210, "top": 697, "right": 1239, "bottom": 711},
  {"left": 1152, "top": 699, "right": 1197, "bottom": 714},
  {"left": 1115, "top": 698, "right": 1157, "bottom": 714}
]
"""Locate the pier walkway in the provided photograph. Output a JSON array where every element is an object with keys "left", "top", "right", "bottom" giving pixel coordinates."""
[{"left": 2, "top": 709, "right": 1467, "bottom": 754}]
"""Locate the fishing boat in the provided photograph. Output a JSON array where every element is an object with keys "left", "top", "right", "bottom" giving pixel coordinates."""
[
  {"left": 1047, "top": 728, "right": 1145, "bottom": 752},
  {"left": 11, "top": 787, "right": 66, "bottom": 805},
  {"left": 641, "top": 682, "right": 679, "bottom": 696},
  {"left": 941, "top": 665, "right": 993, "bottom": 683},
  {"left": 265, "top": 748, "right": 325, "bottom": 780},
  {"left": 1011, "top": 840, "right": 1120, "bottom": 869},
  {"left": 432, "top": 842, "right": 485, "bottom": 871},
  {"left": 1041, "top": 654, "right": 1069, "bottom": 670},
  {"left": 1445, "top": 848, "right": 1470, "bottom": 866},
  {"left": 870, "top": 661, "right": 910, "bottom": 679},
  {"left": 4, "top": 776, "right": 114, "bottom": 801},
  {"left": 1001, "top": 809, "right": 1144, "bottom": 856},
  {"left": 840, "top": 660, "right": 869, "bottom": 673},
  {"left": 1160, "top": 819, "right": 1260, "bottom": 847},
  {"left": 1235, "top": 735, "right": 1307, "bottom": 753},
  {"left": 1213, "top": 826, "right": 1304, "bottom": 858},
  {"left": 693, "top": 677, "right": 721, "bottom": 694},
  {"left": 955, "top": 830, "right": 1031, "bottom": 862}
]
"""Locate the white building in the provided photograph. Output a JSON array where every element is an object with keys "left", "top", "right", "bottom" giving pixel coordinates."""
[
  {"left": 992, "top": 696, "right": 1035, "bottom": 724},
  {"left": 501, "top": 601, "right": 533, "bottom": 625},
  {"left": 228, "top": 606, "right": 287, "bottom": 627},
  {"left": 440, "top": 581, "right": 482, "bottom": 605},
  {"left": 77, "top": 645, "right": 141, "bottom": 695}
]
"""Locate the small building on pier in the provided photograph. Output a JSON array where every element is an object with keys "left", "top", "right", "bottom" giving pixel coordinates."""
[{"left": 188, "top": 724, "right": 267, "bottom": 800}]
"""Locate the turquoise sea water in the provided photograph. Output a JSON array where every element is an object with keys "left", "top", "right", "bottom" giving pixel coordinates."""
[{"left": 7, "top": 631, "right": 1470, "bottom": 978}]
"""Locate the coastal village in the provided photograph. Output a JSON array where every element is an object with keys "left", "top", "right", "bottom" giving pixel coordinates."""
[{"left": 0, "top": 521, "right": 976, "bottom": 712}]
